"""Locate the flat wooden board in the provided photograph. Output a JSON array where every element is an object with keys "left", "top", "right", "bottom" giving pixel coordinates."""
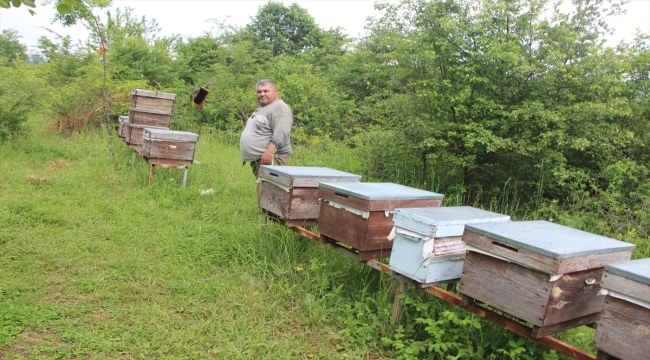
[
  {"left": 601, "top": 272, "right": 650, "bottom": 303},
  {"left": 129, "top": 108, "right": 172, "bottom": 128},
  {"left": 593, "top": 295, "right": 650, "bottom": 360},
  {"left": 532, "top": 312, "right": 600, "bottom": 338}
]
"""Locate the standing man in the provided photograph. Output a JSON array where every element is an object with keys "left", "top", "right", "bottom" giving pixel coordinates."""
[{"left": 240, "top": 79, "right": 293, "bottom": 177}]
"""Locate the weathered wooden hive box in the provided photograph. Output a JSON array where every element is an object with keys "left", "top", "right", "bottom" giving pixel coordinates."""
[
  {"left": 117, "top": 115, "right": 129, "bottom": 142},
  {"left": 317, "top": 182, "right": 444, "bottom": 261},
  {"left": 258, "top": 166, "right": 362, "bottom": 226},
  {"left": 389, "top": 206, "right": 510, "bottom": 287},
  {"left": 129, "top": 89, "right": 176, "bottom": 128},
  {"left": 124, "top": 124, "right": 168, "bottom": 146},
  {"left": 593, "top": 258, "right": 650, "bottom": 360},
  {"left": 459, "top": 220, "right": 635, "bottom": 338},
  {"left": 141, "top": 128, "right": 199, "bottom": 165}
]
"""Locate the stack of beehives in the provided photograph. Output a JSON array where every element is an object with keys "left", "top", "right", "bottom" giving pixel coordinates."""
[
  {"left": 118, "top": 89, "right": 175, "bottom": 146},
  {"left": 117, "top": 89, "right": 199, "bottom": 166}
]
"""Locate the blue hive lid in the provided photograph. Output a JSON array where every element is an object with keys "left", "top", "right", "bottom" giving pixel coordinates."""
[
  {"left": 319, "top": 182, "right": 443, "bottom": 201},
  {"left": 465, "top": 220, "right": 635, "bottom": 259},
  {"left": 259, "top": 166, "right": 361, "bottom": 179},
  {"left": 605, "top": 258, "right": 650, "bottom": 286}
]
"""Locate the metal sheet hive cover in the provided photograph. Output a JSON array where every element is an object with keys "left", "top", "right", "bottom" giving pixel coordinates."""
[
  {"left": 604, "top": 258, "right": 650, "bottom": 286},
  {"left": 465, "top": 220, "right": 635, "bottom": 259},
  {"left": 393, "top": 206, "right": 510, "bottom": 236},
  {"left": 319, "top": 182, "right": 443, "bottom": 201},
  {"left": 144, "top": 128, "right": 199, "bottom": 141},
  {"left": 259, "top": 165, "right": 361, "bottom": 179}
]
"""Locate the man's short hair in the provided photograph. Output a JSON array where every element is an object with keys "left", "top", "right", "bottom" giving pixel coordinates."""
[{"left": 256, "top": 79, "right": 276, "bottom": 89}]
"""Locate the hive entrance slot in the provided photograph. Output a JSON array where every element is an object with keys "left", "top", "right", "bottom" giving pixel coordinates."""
[
  {"left": 269, "top": 172, "right": 279, "bottom": 177},
  {"left": 492, "top": 241, "right": 518, "bottom": 252},
  {"left": 334, "top": 192, "right": 349, "bottom": 198}
]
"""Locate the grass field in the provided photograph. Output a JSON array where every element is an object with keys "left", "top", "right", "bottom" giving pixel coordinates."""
[
  {"left": 0, "top": 117, "right": 393, "bottom": 359},
  {"left": 0, "top": 117, "right": 619, "bottom": 359}
]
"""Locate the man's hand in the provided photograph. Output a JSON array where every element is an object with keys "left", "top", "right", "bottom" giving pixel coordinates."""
[
  {"left": 261, "top": 142, "right": 277, "bottom": 165},
  {"left": 261, "top": 150, "right": 274, "bottom": 165}
]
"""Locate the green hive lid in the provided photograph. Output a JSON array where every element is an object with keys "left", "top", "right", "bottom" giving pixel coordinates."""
[
  {"left": 319, "top": 182, "right": 443, "bottom": 201},
  {"left": 259, "top": 166, "right": 361, "bottom": 179},
  {"left": 605, "top": 258, "right": 650, "bottom": 286},
  {"left": 465, "top": 220, "right": 635, "bottom": 259}
]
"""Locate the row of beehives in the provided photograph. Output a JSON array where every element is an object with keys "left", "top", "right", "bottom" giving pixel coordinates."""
[
  {"left": 116, "top": 89, "right": 199, "bottom": 164},
  {"left": 257, "top": 165, "right": 648, "bottom": 360}
]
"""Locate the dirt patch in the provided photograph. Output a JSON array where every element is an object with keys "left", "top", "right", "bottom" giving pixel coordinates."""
[
  {"left": 26, "top": 174, "right": 53, "bottom": 183},
  {"left": 101, "top": 174, "right": 120, "bottom": 182},
  {"left": 47, "top": 160, "right": 70, "bottom": 170},
  {"left": 0, "top": 331, "right": 57, "bottom": 358}
]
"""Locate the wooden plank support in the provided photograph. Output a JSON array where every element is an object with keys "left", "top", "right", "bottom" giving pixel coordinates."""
[
  {"left": 392, "top": 280, "right": 408, "bottom": 325},
  {"left": 270, "top": 221, "right": 597, "bottom": 360}
]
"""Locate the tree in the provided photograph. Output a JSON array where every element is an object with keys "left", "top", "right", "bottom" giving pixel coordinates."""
[
  {"left": 348, "top": 0, "right": 647, "bottom": 212},
  {"left": 243, "top": 1, "right": 323, "bottom": 57},
  {"left": 0, "top": 29, "right": 27, "bottom": 63},
  {"left": 0, "top": 0, "right": 35, "bottom": 14}
]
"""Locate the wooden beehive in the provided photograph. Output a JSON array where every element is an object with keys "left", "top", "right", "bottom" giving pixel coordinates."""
[
  {"left": 141, "top": 128, "right": 199, "bottom": 166},
  {"left": 459, "top": 220, "right": 635, "bottom": 338},
  {"left": 593, "top": 258, "right": 650, "bottom": 360},
  {"left": 117, "top": 115, "right": 129, "bottom": 142},
  {"left": 317, "top": 182, "right": 444, "bottom": 261},
  {"left": 258, "top": 166, "right": 362, "bottom": 227},
  {"left": 389, "top": 206, "right": 510, "bottom": 287},
  {"left": 129, "top": 89, "right": 176, "bottom": 128},
  {"left": 124, "top": 124, "right": 168, "bottom": 146}
]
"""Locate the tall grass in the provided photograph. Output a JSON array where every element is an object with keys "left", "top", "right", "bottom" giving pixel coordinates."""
[{"left": 0, "top": 117, "right": 390, "bottom": 358}]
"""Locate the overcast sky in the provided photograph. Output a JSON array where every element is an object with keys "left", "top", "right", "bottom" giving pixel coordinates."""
[{"left": 1, "top": 0, "right": 649, "bottom": 53}]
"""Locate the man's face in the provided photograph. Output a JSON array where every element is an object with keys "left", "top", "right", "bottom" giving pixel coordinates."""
[{"left": 256, "top": 84, "right": 278, "bottom": 106}]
